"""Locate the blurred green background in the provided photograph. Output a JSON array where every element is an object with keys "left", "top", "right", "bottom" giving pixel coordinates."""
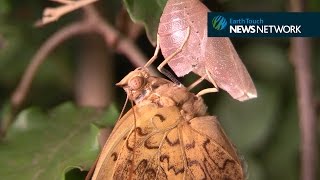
[{"left": 0, "top": 0, "right": 319, "bottom": 179}]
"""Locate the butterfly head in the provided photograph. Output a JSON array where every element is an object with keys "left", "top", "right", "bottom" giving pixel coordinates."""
[{"left": 116, "top": 67, "right": 152, "bottom": 103}]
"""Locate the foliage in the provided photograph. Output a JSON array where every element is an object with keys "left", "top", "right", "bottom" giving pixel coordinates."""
[
  {"left": 0, "top": 103, "right": 118, "bottom": 179},
  {"left": 123, "top": 0, "right": 167, "bottom": 45}
]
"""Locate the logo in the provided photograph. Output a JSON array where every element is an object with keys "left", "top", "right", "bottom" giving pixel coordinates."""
[
  {"left": 212, "top": 15, "right": 227, "bottom": 30},
  {"left": 208, "top": 12, "right": 320, "bottom": 37}
]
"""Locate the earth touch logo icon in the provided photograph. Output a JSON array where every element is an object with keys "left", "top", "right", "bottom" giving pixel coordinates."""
[{"left": 212, "top": 15, "right": 227, "bottom": 30}]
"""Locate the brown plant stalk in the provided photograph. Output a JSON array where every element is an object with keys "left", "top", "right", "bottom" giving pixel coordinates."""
[
  {"left": 289, "top": 0, "right": 318, "bottom": 180},
  {"left": 11, "top": 4, "right": 150, "bottom": 112},
  {"left": 291, "top": 39, "right": 317, "bottom": 180}
]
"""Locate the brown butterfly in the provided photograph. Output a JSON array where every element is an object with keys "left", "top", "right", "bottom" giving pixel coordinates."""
[
  {"left": 90, "top": 67, "right": 244, "bottom": 179},
  {"left": 145, "top": 0, "right": 257, "bottom": 101}
]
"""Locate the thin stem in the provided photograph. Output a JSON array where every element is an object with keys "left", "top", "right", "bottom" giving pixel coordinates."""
[
  {"left": 11, "top": 5, "right": 151, "bottom": 112},
  {"left": 289, "top": 1, "right": 318, "bottom": 180},
  {"left": 35, "top": 0, "right": 98, "bottom": 26},
  {"left": 291, "top": 37, "right": 317, "bottom": 180},
  {"left": 11, "top": 21, "right": 93, "bottom": 109}
]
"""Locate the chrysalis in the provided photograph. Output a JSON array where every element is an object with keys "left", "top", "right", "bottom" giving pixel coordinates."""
[{"left": 146, "top": 0, "right": 257, "bottom": 101}]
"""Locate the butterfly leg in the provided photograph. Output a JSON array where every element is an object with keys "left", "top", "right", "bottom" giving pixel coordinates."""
[
  {"left": 144, "top": 34, "right": 161, "bottom": 68},
  {"left": 196, "top": 87, "right": 218, "bottom": 96},
  {"left": 157, "top": 26, "right": 191, "bottom": 72},
  {"left": 193, "top": 68, "right": 219, "bottom": 96},
  {"left": 144, "top": 35, "right": 181, "bottom": 84},
  {"left": 188, "top": 76, "right": 219, "bottom": 96},
  {"left": 187, "top": 76, "right": 206, "bottom": 91}
]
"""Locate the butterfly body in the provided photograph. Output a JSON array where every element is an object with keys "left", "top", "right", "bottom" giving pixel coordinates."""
[
  {"left": 92, "top": 68, "right": 244, "bottom": 180},
  {"left": 158, "top": 0, "right": 257, "bottom": 101}
]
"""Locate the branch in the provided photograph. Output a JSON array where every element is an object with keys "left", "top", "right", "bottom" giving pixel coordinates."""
[
  {"left": 11, "top": 5, "right": 152, "bottom": 111},
  {"left": 292, "top": 38, "right": 317, "bottom": 180},
  {"left": 11, "top": 21, "right": 94, "bottom": 109},
  {"left": 83, "top": 6, "right": 149, "bottom": 68},
  {"left": 36, "top": 0, "right": 148, "bottom": 67},
  {"left": 289, "top": 1, "right": 318, "bottom": 180},
  {"left": 35, "top": 0, "right": 98, "bottom": 26}
]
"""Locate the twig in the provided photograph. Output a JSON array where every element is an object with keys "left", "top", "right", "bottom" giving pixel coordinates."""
[
  {"left": 83, "top": 6, "right": 149, "bottom": 68},
  {"left": 35, "top": 0, "right": 98, "bottom": 26},
  {"left": 11, "top": 21, "right": 94, "bottom": 109},
  {"left": 292, "top": 37, "right": 317, "bottom": 180},
  {"left": 292, "top": 38, "right": 317, "bottom": 180},
  {"left": 11, "top": 5, "right": 151, "bottom": 111},
  {"left": 289, "top": 1, "right": 318, "bottom": 180}
]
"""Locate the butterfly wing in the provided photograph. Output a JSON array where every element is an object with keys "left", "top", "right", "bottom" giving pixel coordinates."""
[
  {"left": 127, "top": 105, "right": 188, "bottom": 180},
  {"left": 92, "top": 104, "right": 186, "bottom": 180},
  {"left": 92, "top": 104, "right": 138, "bottom": 179},
  {"left": 181, "top": 116, "right": 244, "bottom": 179},
  {"left": 93, "top": 103, "right": 243, "bottom": 179}
]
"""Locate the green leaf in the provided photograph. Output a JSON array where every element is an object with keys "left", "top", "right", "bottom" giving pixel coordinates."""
[
  {"left": 0, "top": 102, "right": 118, "bottom": 180},
  {"left": 123, "top": 0, "right": 167, "bottom": 45},
  {"left": 94, "top": 104, "right": 119, "bottom": 128}
]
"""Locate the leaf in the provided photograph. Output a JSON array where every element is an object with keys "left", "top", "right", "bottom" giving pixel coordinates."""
[
  {"left": 93, "top": 104, "right": 118, "bottom": 128},
  {"left": 123, "top": 0, "right": 167, "bottom": 45},
  {"left": 0, "top": 102, "right": 118, "bottom": 180}
]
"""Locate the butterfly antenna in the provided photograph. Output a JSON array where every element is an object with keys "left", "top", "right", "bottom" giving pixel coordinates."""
[{"left": 117, "top": 95, "right": 129, "bottom": 121}]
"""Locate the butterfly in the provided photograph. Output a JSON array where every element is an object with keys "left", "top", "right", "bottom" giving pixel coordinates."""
[
  {"left": 145, "top": 0, "right": 257, "bottom": 101},
  {"left": 90, "top": 67, "right": 244, "bottom": 179}
]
